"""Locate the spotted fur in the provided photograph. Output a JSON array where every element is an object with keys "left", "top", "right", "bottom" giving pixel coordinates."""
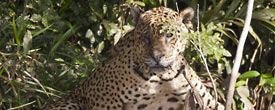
[{"left": 43, "top": 6, "right": 224, "bottom": 110}]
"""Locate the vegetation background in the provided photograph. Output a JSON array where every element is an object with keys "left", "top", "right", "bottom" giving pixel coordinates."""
[{"left": 0, "top": 0, "right": 274, "bottom": 109}]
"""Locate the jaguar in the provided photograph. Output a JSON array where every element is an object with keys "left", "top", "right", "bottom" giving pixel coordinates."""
[{"left": 43, "top": 5, "right": 224, "bottom": 110}]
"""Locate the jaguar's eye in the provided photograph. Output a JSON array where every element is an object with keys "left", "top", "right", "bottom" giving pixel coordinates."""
[{"left": 167, "top": 33, "right": 173, "bottom": 38}]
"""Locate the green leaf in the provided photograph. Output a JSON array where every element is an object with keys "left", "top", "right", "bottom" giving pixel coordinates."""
[
  {"left": 59, "top": 0, "right": 72, "bottom": 14},
  {"left": 58, "top": 69, "right": 70, "bottom": 78},
  {"left": 102, "top": 20, "right": 118, "bottom": 36},
  {"left": 215, "top": 28, "right": 238, "bottom": 44},
  {"left": 222, "top": 49, "right": 232, "bottom": 57},
  {"left": 143, "top": 0, "right": 157, "bottom": 7},
  {"left": 133, "top": 1, "right": 145, "bottom": 6},
  {"left": 271, "top": 78, "right": 275, "bottom": 86},
  {"left": 258, "top": 20, "right": 275, "bottom": 33},
  {"left": 260, "top": 73, "right": 273, "bottom": 79},
  {"left": 97, "top": 41, "right": 104, "bottom": 53},
  {"left": 159, "top": 0, "right": 162, "bottom": 5},
  {"left": 0, "top": 67, "right": 4, "bottom": 76},
  {"left": 50, "top": 24, "right": 80, "bottom": 55},
  {"left": 224, "top": 0, "right": 240, "bottom": 18},
  {"left": 259, "top": 73, "right": 275, "bottom": 86},
  {"left": 235, "top": 2, "right": 247, "bottom": 17},
  {"left": 202, "top": 0, "right": 226, "bottom": 23},
  {"left": 103, "top": 4, "right": 107, "bottom": 14},
  {"left": 236, "top": 86, "right": 253, "bottom": 109},
  {"left": 85, "top": 29, "right": 94, "bottom": 38},
  {"left": 85, "top": 29, "right": 95, "bottom": 44},
  {"left": 259, "top": 77, "right": 267, "bottom": 86},
  {"left": 30, "top": 14, "right": 42, "bottom": 23},
  {"left": 36, "top": 97, "right": 41, "bottom": 109},
  {"left": 163, "top": 0, "right": 167, "bottom": 7},
  {"left": 238, "top": 71, "right": 260, "bottom": 80},
  {"left": 236, "top": 86, "right": 250, "bottom": 97},
  {"left": 266, "top": 78, "right": 275, "bottom": 85},
  {"left": 230, "top": 18, "right": 262, "bottom": 51},
  {"left": 90, "top": 2, "right": 103, "bottom": 19},
  {"left": 114, "top": 30, "right": 122, "bottom": 45},
  {"left": 13, "top": 16, "right": 20, "bottom": 52},
  {"left": 33, "top": 24, "right": 53, "bottom": 37},
  {"left": 253, "top": 8, "right": 275, "bottom": 20},
  {"left": 258, "top": 19, "right": 275, "bottom": 27},
  {"left": 235, "top": 80, "right": 246, "bottom": 87},
  {"left": 23, "top": 30, "right": 33, "bottom": 54},
  {"left": 126, "top": 0, "right": 134, "bottom": 4}
]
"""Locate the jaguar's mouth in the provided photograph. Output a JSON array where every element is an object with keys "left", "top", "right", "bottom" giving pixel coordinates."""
[
  {"left": 146, "top": 55, "right": 174, "bottom": 70},
  {"left": 151, "top": 64, "right": 167, "bottom": 69}
]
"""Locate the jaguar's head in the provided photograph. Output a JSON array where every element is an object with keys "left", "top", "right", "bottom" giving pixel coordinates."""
[{"left": 131, "top": 6, "right": 194, "bottom": 70}]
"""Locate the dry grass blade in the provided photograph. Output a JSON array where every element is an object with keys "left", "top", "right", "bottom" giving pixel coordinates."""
[
  {"left": 23, "top": 71, "right": 49, "bottom": 97},
  {"left": 8, "top": 100, "right": 36, "bottom": 110}
]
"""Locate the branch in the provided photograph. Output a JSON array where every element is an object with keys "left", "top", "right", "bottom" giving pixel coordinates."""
[
  {"left": 194, "top": 4, "right": 218, "bottom": 106},
  {"left": 225, "top": 0, "right": 255, "bottom": 110}
]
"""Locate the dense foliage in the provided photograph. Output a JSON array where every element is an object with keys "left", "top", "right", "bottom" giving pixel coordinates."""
[{"left": 0, "top": 0, "right": 274, "bottom": 109}]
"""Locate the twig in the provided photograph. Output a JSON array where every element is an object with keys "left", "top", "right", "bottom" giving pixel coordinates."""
[
  {"left": 225, "top": 0, "right": 255, "bottom": 109},
  {"left": 1, "top": 60, "right": 11, "bottom": 81},
  {"left": 268, "top": 91, "right": 273, "bottom": 110},
  {"left": 249, "top": 44, "right": 260, "bottom": 70},
  {"left": 5, "top": 88, "right": 11, "bottom": 94},
  {"left": 195, "top": 4, "right": 218, "bottom": 105},
  {"left": 175, "top": 2, "right": 179, "bottom": 12},
  {"left": 1, "top": 64, "right": 18, "bottom": 96},
  {"left": 190, "top": 40, "right": 218, "bottom": 106},
  {"left": 196, "top": 41, "right": 218, "bottom": 104},
  {"left": 11, "top": 84, "right": 18, "bottom": 97},
  {"left": 0, "top": 75, "right": 9, "bottom": 80},
  {"left": 0, "top": 51, "right": 16, "bottom": 57},
  {"left": 8, "top": 100, "right": 36, "bottom": 110}
]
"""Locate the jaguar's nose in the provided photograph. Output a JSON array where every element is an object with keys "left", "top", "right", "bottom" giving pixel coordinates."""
[{"left": 154, "top": 54, "right": 165, "bottom": 63}]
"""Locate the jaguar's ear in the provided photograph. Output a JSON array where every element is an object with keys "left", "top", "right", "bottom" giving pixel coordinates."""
[
  {"left": 130, "top": 5, "right": 143, "bottom": 25},
  {"left": 180, "top": 7, "right": 194, "bottom": 24}
]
